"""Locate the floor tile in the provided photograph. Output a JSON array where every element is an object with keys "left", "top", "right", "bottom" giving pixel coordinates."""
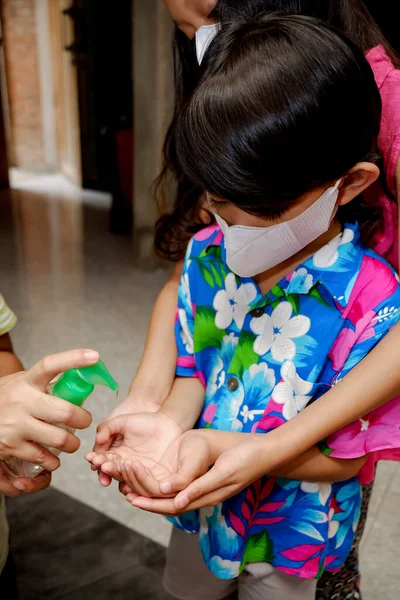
[
  {"left": 55, "top": 565, "right": 165, "bottom": 600},
  {"left": 387, "top": 462, "right": 400, "bottom": 495},
  {"left": 7, "top": 487, "right": 166, "bottom": 598},
  {"left": 0, "top": 182, "right": 171, "bottom": 547},
  {"left": 364, "top": 461, "right": 397, "bottom": 520},
  {"left": 360, "top": 490, "right": 400, "bottom": 599}
]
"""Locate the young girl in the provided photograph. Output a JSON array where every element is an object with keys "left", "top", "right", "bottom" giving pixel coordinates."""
[
  {"left": 91, "top": 14, "right": 400, "bottom": 600},
  {"left": 91, "top": 1, "right": 400, "bottom": 598}
]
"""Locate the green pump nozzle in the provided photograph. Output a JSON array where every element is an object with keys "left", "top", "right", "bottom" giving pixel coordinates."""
[{"left": 50, "top": 360, "right": 119, "bottom": 406}]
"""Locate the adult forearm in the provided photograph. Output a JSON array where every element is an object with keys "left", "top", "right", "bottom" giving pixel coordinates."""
[{"left": 0, "top": 351, "right": 23, "bottom": 377}]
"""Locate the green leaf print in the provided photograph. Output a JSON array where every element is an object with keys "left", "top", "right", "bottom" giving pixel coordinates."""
[
  {"left": 271, "top": 299, "right": 281, "bottom": 310},
  {"left": 209, "top": 263, "right": 223, "bottom": 287},
  {"left": 241, "top": 531, "right": 274, "bottom": 570},
  {"left": 271, "top": 285, "right": 285, "bottom": 299},
  {"left": 287, "top": 294, "right": 300, "bottom": 315},
  {"left": 198, "top": 263, "right": 215, "bottom": 288},
  {"left": 319, "top": 438, "right": 333, "bottom": 457},
  {"left": 202, "top": 245, "right": 222, "bottom": 260},
  {"left": 194, "top": 306, "right": 226, "bottom": 353},
  {"left": 228, "top": 331, "right": 259, "bottom": 378},
  {"left": 316, "top": 562, "right": 325, "bottom": 580},
  {"left": 309, "top": 286, "right": 331, "bottom": 309},
  {"left": 194, "top": 247, "right": 224, "bottom": 289}
]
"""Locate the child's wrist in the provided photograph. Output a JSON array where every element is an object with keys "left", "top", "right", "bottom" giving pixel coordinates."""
[
  {"left": 195, "top": 429, "right": 245, "bottom": 462},
  {"left": 158, "top": 405, "right": 187, "bottom": 432}
]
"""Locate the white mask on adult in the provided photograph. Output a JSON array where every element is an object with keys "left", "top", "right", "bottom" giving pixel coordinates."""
[
  {"left": 195, "top": 23, "right": 218, "bottom": 64},
  {"left": 214, "top": 180, "right": 342, "bottom": 278}
]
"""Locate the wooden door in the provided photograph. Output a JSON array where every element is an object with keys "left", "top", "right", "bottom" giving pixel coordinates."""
[{"left": 48, "top": 0, "right": 82, "bottom": 186}]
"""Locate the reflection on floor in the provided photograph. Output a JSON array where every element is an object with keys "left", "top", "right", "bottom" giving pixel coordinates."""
[
  {"left": 7, "top": 489, "right": 166, "bottom": 599},
  {"left": 1, "top": 174, "right": 400, "bottom": 599}
]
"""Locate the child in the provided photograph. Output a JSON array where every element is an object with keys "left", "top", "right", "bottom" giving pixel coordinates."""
[{"left": 90, "top": 14, "right": 400, "bottom": 600}]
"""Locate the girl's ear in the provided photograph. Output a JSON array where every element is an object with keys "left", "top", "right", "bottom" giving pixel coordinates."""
[{"left": 337, "top": 162, "right": 380, "bottom": 206}]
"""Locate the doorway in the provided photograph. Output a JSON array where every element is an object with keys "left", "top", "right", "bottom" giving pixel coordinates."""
[{"left": 49, "top": 0, "right": 134, "bottom": 232}]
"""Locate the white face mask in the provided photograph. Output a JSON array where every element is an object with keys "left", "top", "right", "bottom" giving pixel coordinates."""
[
  {"left": 195, "top": 23, "right": 218, "bottom": 64},
  {"left": 214, "top": 181, "right": 342, "bottom": 278}
]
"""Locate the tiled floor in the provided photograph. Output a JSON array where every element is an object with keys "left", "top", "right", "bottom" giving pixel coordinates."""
[
  {"left": 1, "top": 174, "right": 400, "bottom": 599},
  {"left": 7, "top": 488, "right": 166, "bottom": 599}
]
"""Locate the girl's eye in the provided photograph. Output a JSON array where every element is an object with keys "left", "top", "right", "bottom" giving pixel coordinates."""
[{"left": 207, "top": 195, "right": 228, "bottom": 211}]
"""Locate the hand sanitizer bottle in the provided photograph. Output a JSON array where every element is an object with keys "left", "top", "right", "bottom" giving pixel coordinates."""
[{"left": 1, "top": 360, "right": 118, "bottom": 480}]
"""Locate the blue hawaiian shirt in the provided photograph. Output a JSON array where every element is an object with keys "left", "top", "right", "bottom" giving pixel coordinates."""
[{"left": 171, "top": 222, "right": 400, "bottom": 580}]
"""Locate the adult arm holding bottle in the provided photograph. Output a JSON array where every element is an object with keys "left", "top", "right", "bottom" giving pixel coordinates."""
[{"left": 0, "top": 295, "right": 99, "bottom": 495}]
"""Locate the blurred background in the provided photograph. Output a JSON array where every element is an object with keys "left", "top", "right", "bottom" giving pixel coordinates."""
[{"left": 0, "top": 1, "right": 399, "bottom": 599}]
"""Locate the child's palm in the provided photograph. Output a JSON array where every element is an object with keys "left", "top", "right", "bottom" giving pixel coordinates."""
[
  {"left": 86, "top": 412, "right": 181, "bottom": 481},
  {"left": 120, "top": 430, "right": 213, "bottom": 500}
]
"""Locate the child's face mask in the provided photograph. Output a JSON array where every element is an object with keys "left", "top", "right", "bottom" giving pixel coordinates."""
[
  {"left": 213, "top": 180, "right": 341, "bottom": 278},
  {"left": 195, "top": 23, "right": 218, "bottom": 64}
]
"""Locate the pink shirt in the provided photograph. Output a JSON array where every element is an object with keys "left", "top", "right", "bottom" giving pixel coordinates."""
[{"left": 366, "top": 45, "right": 400, "bottom": 270}]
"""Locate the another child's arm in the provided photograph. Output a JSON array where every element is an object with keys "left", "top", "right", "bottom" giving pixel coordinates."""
[
  {"left": 90, "top": 264, "right": 182, "bottom": 486},
  {"left": 121, "top": 427, "right": 367, "bottom": 513},
  {"left": 109, "top": 262, "right": 182, "bottom": 417},
  {"left": 151, "top": 315, "right": 400, "bottom": 510}
]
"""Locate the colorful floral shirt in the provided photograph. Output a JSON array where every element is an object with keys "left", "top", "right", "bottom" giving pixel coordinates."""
[{"left": 171, "top": 223, "right": 400, "bottom": 581}]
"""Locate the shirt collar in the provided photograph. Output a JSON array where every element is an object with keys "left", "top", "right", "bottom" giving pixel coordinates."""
[
  {"left": 213, "top": 222, "right": 363, "bottom": 310},
  {"left": 290, "top": 223, "right": 363, "bottom": 308}
]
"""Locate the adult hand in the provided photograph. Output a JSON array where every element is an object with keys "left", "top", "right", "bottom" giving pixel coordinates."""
[
  {"left": 123, "top": 436, "right": 269, "bottom": 516},
  {"left": 0, "top": 349, "right": 98, "bottom": 474},
  {"left": 85, "top": 411, "right": 182, "bottom": 492},
  {"left": 90, "top": 393, "right": 161, "bottom": 487},
  {"left": 0, "top": 462, "right": 52, "bottom": 496}
]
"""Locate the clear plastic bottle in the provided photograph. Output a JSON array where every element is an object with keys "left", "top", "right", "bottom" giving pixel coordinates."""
[{"left": 1, "top": 360, "right": 118, "bottom": 480}]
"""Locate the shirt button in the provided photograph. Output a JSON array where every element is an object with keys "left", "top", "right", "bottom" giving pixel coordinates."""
[
  {"left": 227, "top": 377, "right": 239, "bottom": 392},
  {"left": 250, "top": 307, "right": 265, "bottom": 318}
]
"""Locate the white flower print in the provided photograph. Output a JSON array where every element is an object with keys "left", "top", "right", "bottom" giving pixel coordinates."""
[
  {"left": 328, "top": 508, "right": 340, "bottom": 539},
  {"left": 179, "top": 308, "right": 194, "bottom": 354},
  {"left": 313, "top": 228, "right": 354, "bottom": 268},
  {"left": 250, "top": 302, "right": 310, "bottom": 361},
  {"left": 301, "top": 481, "right": 332, "bottom": 507},
  {"left": 288, "top": 267, "right": 314, "bottom": 294},
  {"left": 208, "top": 334, "right": 238, "bottom": 397},
  {"left": 181, "top": 273, "right": 192, "bottom": 307},
  {"left": 214, "top": 273, "right": 257, "bottom": 330},
  {"left": 273, "top": 361, "right": 313, "bottom": 420},
  {"left": 239, "top": 405, "right": 265, "bottom": 424},
  {"left": 186, "top": 237, "right": 194, "bottom": 269},
  {"left": 375, "top": 305, "right": 398, "bottom": 323}
]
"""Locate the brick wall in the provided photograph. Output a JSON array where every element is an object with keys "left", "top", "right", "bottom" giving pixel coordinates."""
[{"left": 1, "top": 0, "right": 44, "bottom": 170}]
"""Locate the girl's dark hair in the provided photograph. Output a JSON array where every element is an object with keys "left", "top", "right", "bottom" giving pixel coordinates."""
[
  {"left": 155, "top": 0, "right": 391, "bottom": 261},
  {"left": 174, "top": 14, "right": 382, "bottom": 233},
  {"left": 218, "top": 0, "right": 398, "bottom": 61}
]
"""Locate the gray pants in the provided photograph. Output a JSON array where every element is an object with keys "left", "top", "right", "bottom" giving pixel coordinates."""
[{"left": 163, "top": 528, "right": 317, "bottom": 600}]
